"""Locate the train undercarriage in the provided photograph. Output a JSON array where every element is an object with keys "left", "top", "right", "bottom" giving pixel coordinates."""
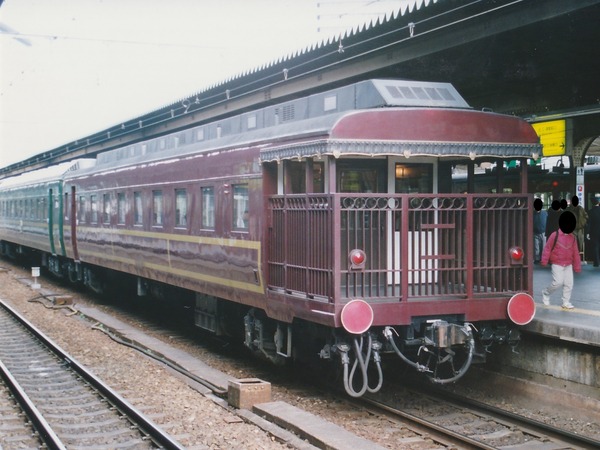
[{"left": 233, "top": 304, "right": 522, "bottom": 397}]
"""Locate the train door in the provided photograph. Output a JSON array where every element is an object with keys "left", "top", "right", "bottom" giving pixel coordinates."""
[
  {"left": 387, "top": 158, "right": 437, "bottom": 285},
  {"left": 47, "top": 186, "right": 65, "bottom": 256},
  {"left": 70, "top": 186, "right": 80, "bottom": 261}
]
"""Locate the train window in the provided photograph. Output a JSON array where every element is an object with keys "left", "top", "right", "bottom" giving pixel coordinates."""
[
  {"left": 152, "top": 190, "right": 163, "bottom": 226},
  {"left": 233, "top": 184, "right": 249, "bottom": 230},
  {"left": 64, "top": 194, "right": 69, "bottom": 220},
  {"left": 103, "top": 194, "right": 111, "bottom": 224},
  {"left": 117, "top": 193, "right": 126, "bottom": 225},
  {"left": 201, "top": 186, "right": 215, "bottom": 229},
  {"left": 175, "top": 189, "right": 187, "bottom": 227},
  {"left": 90, "top": 195, "right": 98, "bottom": 223},
  {"left": 78, "top": 196, "right": 86, "bottom": 222},
  {"left": 395, "top": 164, "right": 433, "bottom": 193},
  {"left": 286, "top": 162, "right": 305, "bottom": 194},
  {"left": 338, "top": 160, "right": 386, "bottom": 193},
  {"left": 134, "top": 192, "right": 143, "bottom": 225}
]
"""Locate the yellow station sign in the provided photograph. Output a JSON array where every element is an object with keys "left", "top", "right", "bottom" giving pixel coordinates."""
[{"left": 532, "top": 119, "right": 566, "bottom": 156}]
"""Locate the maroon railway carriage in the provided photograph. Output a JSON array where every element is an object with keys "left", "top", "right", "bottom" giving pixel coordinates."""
[{"left": 0, "top": 80, "right": 541, "bottom": 396}]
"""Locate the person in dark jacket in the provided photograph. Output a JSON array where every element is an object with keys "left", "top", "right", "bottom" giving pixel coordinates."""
[
  {"left": 567, "top": 195, "right": 587, "bottom": 260},
  {"left": 587, "top": 197, "right": 600, "bottom": 267},
  {"left": 545, "top": 199, "right": 561, "bottom": 239},
  {"left": 533, "top": 198, "right": 547, "bottom": 264}
]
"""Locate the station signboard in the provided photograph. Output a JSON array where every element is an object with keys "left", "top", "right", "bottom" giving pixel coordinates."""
[
  {"left": 576, "top": 166, "right": 585, "bottom": 207},
  {"left": 532, "top": 119, "right": 566, "bottom": 156}
]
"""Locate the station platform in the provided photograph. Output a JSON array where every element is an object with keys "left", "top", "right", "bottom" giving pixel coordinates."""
[{"left": 527, "top": 262, "right": 600, "bottom": 347}]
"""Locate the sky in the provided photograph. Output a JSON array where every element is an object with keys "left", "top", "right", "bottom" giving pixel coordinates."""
[{"left": 0, "top": 0, "right": 419, "bottom": 170}]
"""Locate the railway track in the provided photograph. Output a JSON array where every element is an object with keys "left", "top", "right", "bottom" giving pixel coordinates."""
[
  {"left": 3, "top": 266, "right": 598, "bottom": 449},
  {"left": 362, "top": 384, "right": 600, "bottom": 450},
  {"left": 0, "top": 298, "right": 184, "bottom": 450},
  {"left": 65, "top": 295, "right": 600, "bottom": 450}
]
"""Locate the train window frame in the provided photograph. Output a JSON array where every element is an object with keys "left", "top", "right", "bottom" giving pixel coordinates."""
[
  {"left": 133, "top": 191, "right": 144, "bottom": 227},
  {"left": 338, "top": 160, "right": 387, "bottom": 193},
  {"left": 117, "top": 192, "right": 126, "bottom": 225},
  {"left": 134, "top": 191, "right": 143, "bottom": 226},
  {"left": 232, "top": 184, "right": 249, "bottom": 231},
  {"left": 90, "top": 195, "right": 98, "bottom": 224},
  {"left": 102, "top": 193, "right": 111, "bottom": 224},
  {"left": 152, "top": 190, "right": 163, "bottom": 227},
  {"left": 78, "top": 195, "right": 86, "bottom": 223},
  {"left": 394, "top": 163, "right": 433, "bottom": 194},
  {"left": 38, "top": 198, "right": 44, "bottom": 221},
  {"left": 63, "top": 194, "right": 69, "bottom": 221},
  {"left": 201, "top": 186, "right": 215, "bottom": 230},
  {"left": 175, "top": 188, "right": 187, "bottom": 228}
]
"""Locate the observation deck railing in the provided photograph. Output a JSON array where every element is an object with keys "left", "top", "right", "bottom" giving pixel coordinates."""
[{"left": 267, "top": 194, "right": 532, "bottom": 304}]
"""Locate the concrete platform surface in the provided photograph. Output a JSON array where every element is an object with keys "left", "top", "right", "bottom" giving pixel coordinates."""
[{"left": 528, "top": 263, "right": 600, "bottom": 347}]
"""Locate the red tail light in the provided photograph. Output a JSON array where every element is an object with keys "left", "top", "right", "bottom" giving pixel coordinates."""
[
  {"left": 507, "top": 293, "right": 536, "bottom": 325},
  {"left": 509, "top": 246, "right": 524, "bottom": 261},
  {"left": 349, "top": 249, "right": 366, "bottom": 270},
  {"left": 341, "top": 299, "right": 373, "bottom": 334}
]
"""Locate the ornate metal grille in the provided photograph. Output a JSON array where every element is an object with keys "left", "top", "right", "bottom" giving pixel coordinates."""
[{"left": 267, "top": 194, "right": 531, "bottom": 304}]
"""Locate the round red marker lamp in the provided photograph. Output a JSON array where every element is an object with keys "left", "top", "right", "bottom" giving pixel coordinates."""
[{"left": 341, "top": 299, "right": 374, "bottom": 334}]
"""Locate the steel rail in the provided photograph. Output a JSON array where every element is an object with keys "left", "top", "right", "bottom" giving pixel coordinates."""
[
  {"left": 428, "top": 386, "right": 600, "bottom": 450},
  {"left": 0, "top": 299, "right": 186, "bottom": 450},
  {"left": 0, "top": 358, "right": 66, "bottom": 450},
  {"left": 359, "top": 396, "right": 497, "bottom": 450}
]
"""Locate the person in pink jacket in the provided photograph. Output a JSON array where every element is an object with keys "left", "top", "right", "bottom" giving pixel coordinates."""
[{"left": 541, "top": 211, "right": 581, "bottom": 309}]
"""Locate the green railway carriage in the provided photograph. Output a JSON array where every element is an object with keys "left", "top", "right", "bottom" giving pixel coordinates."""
[{"left": 0, "top": 160, "right": 94, "bottom": 262}]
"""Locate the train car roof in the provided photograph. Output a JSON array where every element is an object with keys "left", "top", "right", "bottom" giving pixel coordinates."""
[
  {"left": 260, "top": 108, "right": 542, "bottom": 162},
  {"left": 64, "top": 79, "right": 540, "bottom": 176},
  {"left": 0, "top": 159, "right": 95, "bottom": 190}
]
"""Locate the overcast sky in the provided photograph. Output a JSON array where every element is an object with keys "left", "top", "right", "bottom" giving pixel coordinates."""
[{"left": 0, "top": 0, "right": 419, "bottom": 170}]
